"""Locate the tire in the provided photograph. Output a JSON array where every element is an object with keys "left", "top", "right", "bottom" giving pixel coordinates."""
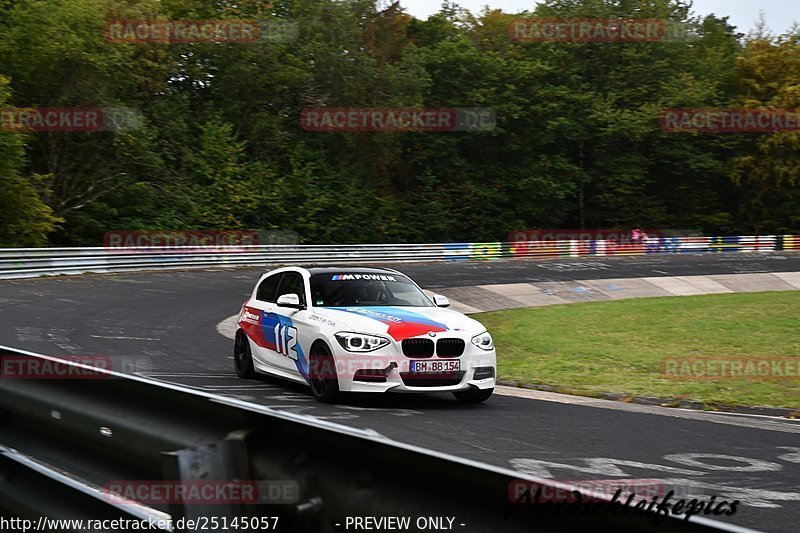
[
  {"left": 309, "top": 342, "right": 340, "bottom": 403},
  {"left": 453, "top": 386, "right": 493, "bottom": 404},
  {"left": 233, "top": 330, "right": 256, "bottom": 379}
]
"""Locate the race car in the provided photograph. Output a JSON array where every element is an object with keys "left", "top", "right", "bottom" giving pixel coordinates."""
[{"left": 233, "top": 266, "right": 496, "bottom": 403}]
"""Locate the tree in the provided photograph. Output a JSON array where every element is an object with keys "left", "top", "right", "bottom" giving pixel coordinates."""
[
  {"left": 0, "top": 76, "right": 60, "bottom": 246},
  {"left": 729, "top": 31, "right": 800, "bottom": 233},
  {"left": 0, "top": 0, "right": 172, "bottom": 227}
]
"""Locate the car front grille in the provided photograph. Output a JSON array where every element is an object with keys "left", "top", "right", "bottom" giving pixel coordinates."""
[
  {"left": 400, "top": 371, "right": 466, "bottom": 388},
  {"left": 402, "top": 338, "right": 434, "bottom": 358},
  {"left": 436, "top": 338, "right": 465, "bottom": 358}
]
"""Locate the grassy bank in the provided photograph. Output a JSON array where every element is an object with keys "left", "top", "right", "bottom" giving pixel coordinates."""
[{"left": 476, "top": 292, "right": 800, "bottom": 409}]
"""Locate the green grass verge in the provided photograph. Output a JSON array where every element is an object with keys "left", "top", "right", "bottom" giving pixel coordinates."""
[{"left": 475, "top": 291, "right": 800, "bottom": 410}]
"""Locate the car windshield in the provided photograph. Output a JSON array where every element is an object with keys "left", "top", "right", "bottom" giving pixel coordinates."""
[{"left": 310, "top": 273, "right": 433, "bottom": 308}]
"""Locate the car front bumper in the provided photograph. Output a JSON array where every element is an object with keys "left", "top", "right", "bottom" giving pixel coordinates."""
[{"left": 333, "top": 346, "right": 497, "bottom": 394}]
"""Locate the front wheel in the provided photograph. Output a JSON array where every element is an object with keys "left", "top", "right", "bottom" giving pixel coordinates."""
[
  {"left": 233, "top": 330, "right": 256, "bottom": 379},
  {"left": 453, "top": 387, "right": 493, "bottom": 404},
  {"left": 309, "top": 342, "right": 340, "bottom": 403}
]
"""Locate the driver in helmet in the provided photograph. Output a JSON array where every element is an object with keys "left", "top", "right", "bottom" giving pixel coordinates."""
[{"left": 361, "top": 280, "right": 387, "bottom": 303}]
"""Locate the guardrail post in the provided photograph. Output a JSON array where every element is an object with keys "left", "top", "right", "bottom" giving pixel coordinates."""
[{"left": 162, "top": 431, "right": 254, "bottom": 533}]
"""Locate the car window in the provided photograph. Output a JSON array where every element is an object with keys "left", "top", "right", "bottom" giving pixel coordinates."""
[
  {"left": 310, "top": 273, "right": 433, "bottom": 307},
  {"left": 256, "top": 274, "right": 283, "bottom": 303},
  {"left": 276, "top": 273, "right": 306, "bottom": 307}
]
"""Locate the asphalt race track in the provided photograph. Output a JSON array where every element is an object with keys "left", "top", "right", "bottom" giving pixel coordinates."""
[{"left": 1, "top": 253, "right": 799, "bottom": 532}]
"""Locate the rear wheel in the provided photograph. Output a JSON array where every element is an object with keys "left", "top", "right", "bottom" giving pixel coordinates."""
[
  {"left": 309, "top": 342, "right": 340, "bottom": 403},
  {"left": 454, "top": 387, "right": 493, "bottom": 404},
  {"left": 233, "top": 330, "right": 256, "bottom": 379}
]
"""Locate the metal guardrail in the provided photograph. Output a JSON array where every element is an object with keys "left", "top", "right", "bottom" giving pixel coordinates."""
[
  {"left": 0, "top": 236, "right": 791, "bottom": 280},
  {"left": 0, "top": 346, "right": 743, "bottom": 532}
]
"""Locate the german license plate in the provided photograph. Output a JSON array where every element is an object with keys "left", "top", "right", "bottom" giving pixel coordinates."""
[{"left": 410, "top": 360, "right": 460, "bottom": 373}]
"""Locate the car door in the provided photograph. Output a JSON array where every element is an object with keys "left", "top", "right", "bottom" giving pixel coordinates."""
[
  {"left": 245, "top": 272, "right": 283, "bottom": 369},
  {"left": 269, "top": 272, "right": 312, "bottom": 379}
]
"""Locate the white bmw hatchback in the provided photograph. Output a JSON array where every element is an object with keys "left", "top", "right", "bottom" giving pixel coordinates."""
[{"left": 234, "top": 266, "right": 496, "bottom": 403}]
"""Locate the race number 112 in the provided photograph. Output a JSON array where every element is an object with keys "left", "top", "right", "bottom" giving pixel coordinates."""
[{"left": 274, "top": 324, "right": 298, "bottom": 360}]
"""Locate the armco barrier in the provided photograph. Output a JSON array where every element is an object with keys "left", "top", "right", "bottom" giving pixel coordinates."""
[
  {"left": 784, "top": 235, "right": 800, "bottom": 251},
  {"left": 509, "top": 235, "right": 780, "bottom": 258},
  {"left": 0, "top": 235, "right": 791, "bottom": 280},
  {"left": 0, "top": 346, "right": 742, "bottom": 532}
]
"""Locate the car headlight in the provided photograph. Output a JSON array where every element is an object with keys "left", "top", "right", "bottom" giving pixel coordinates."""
[
  {"left": 471, "top": 331, "right": 494, "bottom": 351},
  {"left": 335, "top": 333, "right": 391, "bottom": 353}
]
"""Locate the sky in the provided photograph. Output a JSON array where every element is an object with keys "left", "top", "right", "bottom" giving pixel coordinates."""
[{"left": 399, "top": 0, "right": 799, "bottom": 35}]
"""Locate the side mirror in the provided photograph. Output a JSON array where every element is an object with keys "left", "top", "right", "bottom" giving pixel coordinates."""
[
  {"left": 432, "top": 294, "right": 450, "bottom": 308},
  {"left": 277, "top": 293, "right": 305, "bottom": 310}
]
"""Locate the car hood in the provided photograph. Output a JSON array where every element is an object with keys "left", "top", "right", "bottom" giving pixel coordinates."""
[{"left": 311, "top": 306, "right": 486, "bottom": 342}]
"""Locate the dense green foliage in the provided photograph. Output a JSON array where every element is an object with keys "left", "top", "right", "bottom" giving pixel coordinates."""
[
  {"left": 0, "top": 75, "right": 60, "bottom": 245},
  {"left": 0, "top": 0, "right": 798, "bottom": 245}
]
